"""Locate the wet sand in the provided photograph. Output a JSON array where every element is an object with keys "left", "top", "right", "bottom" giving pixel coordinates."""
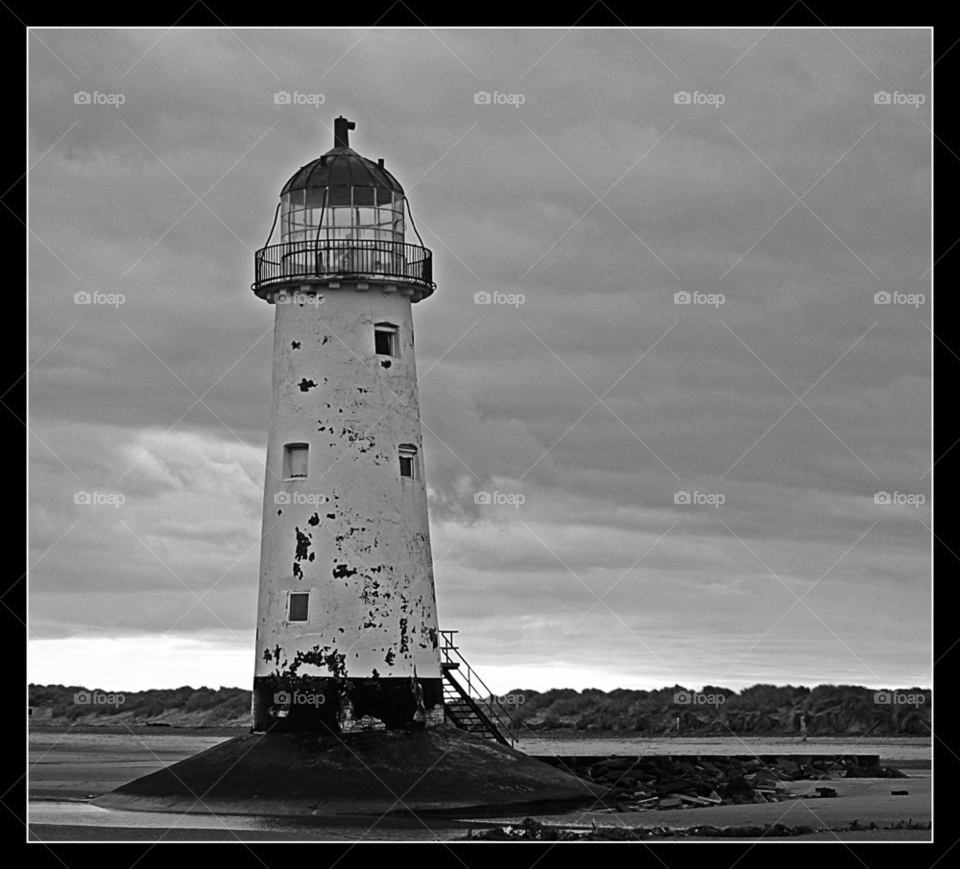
[
  {"left": 28, "top": 727, "right": 932, "bottom": 841},
  {"left": 513, "top": 733, "right": 931, "bottom": 763},
  {"left": 472, "top": 776, "right": 931, "bottom": 833}
]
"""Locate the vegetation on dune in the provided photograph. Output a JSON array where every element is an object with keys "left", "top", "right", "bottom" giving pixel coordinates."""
[
  {"left": 499, "top": 684, "right": 930, "bottom": 735},
  {"left": 28, "top": 682, "right": 930, "bottom": 735}
]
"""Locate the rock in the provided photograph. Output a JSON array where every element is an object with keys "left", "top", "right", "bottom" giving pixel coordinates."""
[
  {"left": 657, "top": 780, "right": 695, "bottom": 795},
  {"left": 597, "top": 757, "right": 637, "bottom": 772},
  {"left": 658, "top": 758, "right": 679, "bottom": 774},
  {"left": 680, "top": 795, "right": 713, "bottom": 807},
  {"left": 726, "top": 775, "right": 756, "bottom": 799}
]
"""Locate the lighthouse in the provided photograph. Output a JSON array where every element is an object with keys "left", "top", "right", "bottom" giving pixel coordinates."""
[
  {"left": 250, "top": 117, "right": 442, "bottom": 733},
  {"left": 95, "top": 118, "right": 603, "bottom": 817}
]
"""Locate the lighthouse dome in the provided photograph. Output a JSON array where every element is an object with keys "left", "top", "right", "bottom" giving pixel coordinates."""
[
  {"left": 280, "top": 148, "right": 404, "bottom": 201},
  {"left": 278, "top": 117, "right": 406, "bottom": 244}
]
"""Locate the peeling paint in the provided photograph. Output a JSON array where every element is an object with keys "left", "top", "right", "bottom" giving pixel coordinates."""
[
  {"left": 253, "top": 288, "right": 442, "bottom": 733},
  {"left": 293, "top": 527, "right": 312, "bottom": 580}
]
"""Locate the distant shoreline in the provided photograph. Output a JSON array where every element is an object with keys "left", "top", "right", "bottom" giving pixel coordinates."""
[{"left": 28, "top": 722, "right": 933, "bottom": 741}]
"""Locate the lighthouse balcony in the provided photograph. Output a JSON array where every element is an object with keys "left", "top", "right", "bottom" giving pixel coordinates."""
[{"left": 253, "top": 239, "right": 435, "bottom": 298}]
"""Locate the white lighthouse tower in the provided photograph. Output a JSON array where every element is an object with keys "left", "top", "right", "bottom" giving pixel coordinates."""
[
  {"left": 250, "top": 117, "right": 442, "bottom": 732},
  {"left": 96, "top": 117, "right": 606, "bottom": 818}
]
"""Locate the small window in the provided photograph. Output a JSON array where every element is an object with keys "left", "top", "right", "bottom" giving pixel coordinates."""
[
  {"left": 284, "top": 443, "right": 309, "bottom": 478},
  {"left": 399, "top": 444, "right": 417, "bottom": 479},
  {"left": 375, "top": 324, "right": 398, "bottom": 357},
  {"left": 289, "top": 592, "right": 309, "bottom": 622}
]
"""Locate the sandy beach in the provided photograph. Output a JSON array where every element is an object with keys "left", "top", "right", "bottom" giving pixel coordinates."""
[{"left": 27, "top": 726, "right": 931, "bottom": 841}]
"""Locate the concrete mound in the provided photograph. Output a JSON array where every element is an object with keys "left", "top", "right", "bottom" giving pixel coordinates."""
[{"left": 93, "top": 726, "right": 606, "bottom": 817}]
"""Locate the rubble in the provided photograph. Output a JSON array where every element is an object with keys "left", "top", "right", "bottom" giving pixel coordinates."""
[
  {"left": 460, "top": 816, "right": 931, "bottom": 841},
  {"left": 544, "top": 754, "right": 907, "bottom": 812}
]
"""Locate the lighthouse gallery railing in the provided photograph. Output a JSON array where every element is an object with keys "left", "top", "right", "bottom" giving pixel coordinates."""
[{"left": 253, "top": 239, "right": 434, "bottom": 292}]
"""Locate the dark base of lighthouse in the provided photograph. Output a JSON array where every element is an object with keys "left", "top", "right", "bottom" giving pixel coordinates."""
[
  {"left": 251, "top": 675, "right": 443, "bottom": 732},
  {"left": 93, "top": 727, "right": 606, "bottom": 818}
]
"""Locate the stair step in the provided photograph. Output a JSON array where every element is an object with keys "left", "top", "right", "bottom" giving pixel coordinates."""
[{"left": 441, "top": 657, "right": 512, "bottom": 747}]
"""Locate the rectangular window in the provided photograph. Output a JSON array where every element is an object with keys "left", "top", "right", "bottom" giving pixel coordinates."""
[
  {"left": 284, "top": 443, "right": 309, "bottom": 478},
  {"left": 375, "top": 324, "right": 398, "bottom": 357},
  {"left": 289, "top": 592, "right": 309, "bottom": 622},
  {"left": 399, "top": 444, "right": 417, "bottom": 479}
]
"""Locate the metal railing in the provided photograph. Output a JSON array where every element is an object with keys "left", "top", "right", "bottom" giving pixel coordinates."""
[
  {"left": 439, "top": 630, "right": 519, "bottom": 747},
  {"left": 253, "top": 239, "right": 434, "bottom": 293}
]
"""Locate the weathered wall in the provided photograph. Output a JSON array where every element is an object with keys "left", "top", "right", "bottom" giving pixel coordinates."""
[{"left": 252, "top": 287, "right": 442, "bottom": 731}]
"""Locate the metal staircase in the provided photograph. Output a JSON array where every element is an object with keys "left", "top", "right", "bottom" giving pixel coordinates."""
[{"left": 439, "top": 630, "right": 517, "bottom": 747}]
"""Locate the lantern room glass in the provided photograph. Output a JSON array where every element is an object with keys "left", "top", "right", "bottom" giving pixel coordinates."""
[{"left": 280, "top": 187, "right": 405, "bottom": 245}]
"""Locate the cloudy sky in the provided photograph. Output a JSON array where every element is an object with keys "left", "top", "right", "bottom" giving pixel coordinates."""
[{"left": 28, "top": 28, "right": 931, "bottom": 695}]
